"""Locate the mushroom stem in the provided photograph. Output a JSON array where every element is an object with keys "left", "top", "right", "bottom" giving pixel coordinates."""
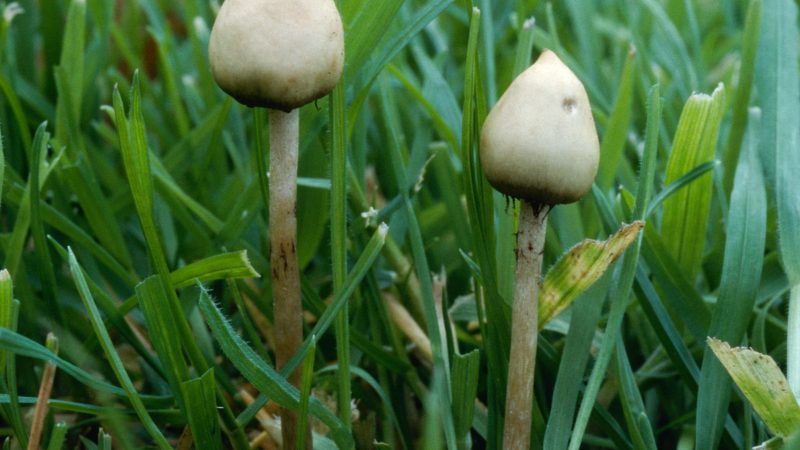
[
  {"left": 268, "top": 108, "right": 308, "bottom": 449},
  {"left": 503, "top": 200, "right": 549, "bottom": 450}
]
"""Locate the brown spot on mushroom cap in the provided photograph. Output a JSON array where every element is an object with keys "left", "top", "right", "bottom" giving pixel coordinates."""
[
  {"left": 208, "top": 0, "right": 344, "bottom": 111},
  {"left": 480, "top": 50, "right": 600, "bottom": 205}
]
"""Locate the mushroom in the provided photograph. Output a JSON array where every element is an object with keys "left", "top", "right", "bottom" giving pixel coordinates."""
[
  {"left": 480, "top": 50, "right": 599, "bottom": 449},
  {"left": 209, "top": 1, "right": 344, "bottom": 448}
]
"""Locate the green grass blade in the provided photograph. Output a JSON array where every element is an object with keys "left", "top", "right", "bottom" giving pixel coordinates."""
[
  {"left": 569, "top": 84, "right": 661, "bottom": 450},
  {"left": 597, "top": 46, "right": 636, "bottom": 189},
  {"left": 235, "top": 224, "right": 387, "bottom": 429},
  {"left": 198, "top": 290, "right": 354, "bottom": 449},
  {"left": 646, "top": 160, "right": 718, "bottom": 217},
  {"left": 28, "top": 122, "right": 59, "bottom": 314},
  {"left": 0, "top": 123, "right": 4, "bottom": 215},
  {"left": 329, "top": 78, "right": 350, "bottom": 426},
  {"left": 513, "top": 17, "right": 536, "bottom": 77},
  {"left": 758, "top": 0, "right": 800, "bottom": 400},
  {"left": 113, "top": 73, "right": 215, "bottom": 383},
  {"left": 170, "top": 251, "right": 259, "bottom": 289},
  {"left": 342, "top": 0, "right": 403, "bottom": 75},
  {"left": 660, "top": 84, "right": 725, "bottom": 281},
  {"left": 296, "top": 337, "right": 316, "bottom": 450},
  {"left": 0, "top": 74, "right": 32, "bottom": 153},
  {"left": 1, "top": 183, "right": 136, "bottom": 285},
  {"left": 0, "top": 273, "right": 26, "bottom": 448},
  {"left": 116, "top": 251, "right": 259, "bottom": 315},
  {"left": 461, "top": 9, "right": 507, "bottom": 446},
  {"left": 67, "top": 248, "right": 171, "bottom": 449},
  {"left": 180, "top": 369, "right": 221, "bottom": 450},
  {"left": 614, "top": 339, "right": 657, "bottom": 450},
  {"left": 57, "top": 0, "right": 86, "bottom": 122},
  {"left": 46, "top": 422, "right": 68, "bottom": 450},
  {"left": 640, "top": 226, "right": 711, "bottom": 342},
  {"left": 348, "top": 0, "right": 454, "bottom": 125},
  {"left": 283, "top": 224, "right": 387, "bottom": 378},
  {"left": 722, "top": 0, "right": 762, "bottom": 195},
  {"left": 451, "top": 350, "right": 480, "bottom": 449},
  {"left": 379, "top": 68, "right": 457, "bottom": 449},
  {"left": 696, "top": 108, "right": 767, "bottom": 450},
  {"left": 137, "top": 276, "right": 190, "bottom": 400},
  {"left": 0, "top": 270, "right": 11, "bottom": 369},
  {"left": 543, "top": 277, "right": 608, "bottom": 449}
]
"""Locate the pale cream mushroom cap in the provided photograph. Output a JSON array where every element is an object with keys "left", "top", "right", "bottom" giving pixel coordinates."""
[
  {"left": 480, "top": 50, "right": 599, "bottom": 205},
  {"left": 209, "top": 0, "right": 344, "bottom": 111}
]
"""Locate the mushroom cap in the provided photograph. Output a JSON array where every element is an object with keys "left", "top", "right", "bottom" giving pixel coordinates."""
[
  {"left": 480, "top": 50, "right": 599, "bottom": 205},
  {"left": 209, "top": 0, "right": 344, "bottom": 111}
]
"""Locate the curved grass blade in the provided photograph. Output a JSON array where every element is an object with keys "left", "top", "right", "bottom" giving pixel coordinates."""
[
  {"left": 539, "top": 221, "right": 643, "bottom": 328},
  {"left": 198, "top": 291, "right": 354, "bottom": 449},
  {"left": 646, "top": 160, "right": 718, "bottom": 218},
  {"left": 223, "top": 224, "right": 385, "bottom": 435},
  {"left": 710, "top": 339, "right": 800, "bottom": 436},
  {"left": 0, "top": 327, "right": 171, "bottom": 405},
  {"left": 67, "top": 248, "right": 172, "bottom": 449}
]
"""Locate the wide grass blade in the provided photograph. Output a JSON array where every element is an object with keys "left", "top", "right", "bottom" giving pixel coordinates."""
[
  {"left": 710, "top": 338, "right": 800, "bottom": 436},
  {"left": 696, "top": 109, "right": 767, "bottom": 450},
  {"left": 758, "top": 0, "right": 800, "bottom": 399},
  {"left": 660, "top": 84, "right": 725, "bottom": 281},
  {"left": 180, "top": 369, "right": 222, "bottom": 450},
  {"left": 137, "top": 276, "right": 190, "bottom": 403}
]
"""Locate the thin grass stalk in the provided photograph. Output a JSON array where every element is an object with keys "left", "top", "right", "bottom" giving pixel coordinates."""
[{"left": 330, "top": 81, "right": 351, "bottom": 427}]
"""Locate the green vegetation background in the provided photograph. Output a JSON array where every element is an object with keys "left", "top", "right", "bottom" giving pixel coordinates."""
[{"left": 0, "top": 0, "right": 798, "bottom": 448}]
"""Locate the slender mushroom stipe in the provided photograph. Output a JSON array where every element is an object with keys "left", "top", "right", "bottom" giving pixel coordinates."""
[
  {"left": 209, "top": 1, "right": 345, "bottom": 448},
  {"left": 480, "top": 50, "right": 599, "bottom": 449}
]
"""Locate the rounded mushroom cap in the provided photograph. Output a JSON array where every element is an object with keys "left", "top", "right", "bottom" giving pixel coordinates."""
[
  {"left": 209, "top": 0, "right": 344, "bottom": 111},
  {"left": 480, "top": 50, "right": 599, "bottom": 205}
]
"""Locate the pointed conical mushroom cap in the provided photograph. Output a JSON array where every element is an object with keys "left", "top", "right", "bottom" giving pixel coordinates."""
[
  {"left": 480, "top": 50, "right": 599, "bottom": 205},
  {"left": 209, "top": 0, "right": 344, "bottom": 111}
]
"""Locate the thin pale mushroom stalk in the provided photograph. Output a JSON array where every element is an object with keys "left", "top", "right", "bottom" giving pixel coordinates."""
[
  {"left": 480, "top": 49, "right": 599, "bottom": 449},
  {"left": 208, "top": 0, "right": 344, "bottom": 447}
]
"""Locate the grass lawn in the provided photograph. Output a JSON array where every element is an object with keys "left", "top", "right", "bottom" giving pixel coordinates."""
[{"left": 0, "top": 0, "right": 798, "bottom": 448}]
